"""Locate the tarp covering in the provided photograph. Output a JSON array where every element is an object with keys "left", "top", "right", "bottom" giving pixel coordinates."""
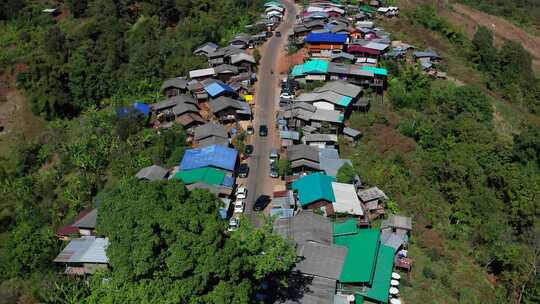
[
  {"left": 174, "top": 167, "right": 226, "bottom": 185},
  {"left": 204, "top": 82, "right": 236, "bottom": 97},
  {"left": 180, "top": 144, "right": 238, "bottom": 171},
  {"left": 133, "top": 102, "right": 150, "bottom": 116}
]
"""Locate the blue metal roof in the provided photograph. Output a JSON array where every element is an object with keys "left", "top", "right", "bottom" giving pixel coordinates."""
[
  {"left": 204, "top": 81, "right": 236, "bottom": 97},
  {"left": 180, "top": 144, "right": 238, "bottom": 171},
  {"left": 305, "top": 33, "right": 347, "bottom": 44},
  {"left": 133, "top": 102, "right": 150, "bottom": 116}
]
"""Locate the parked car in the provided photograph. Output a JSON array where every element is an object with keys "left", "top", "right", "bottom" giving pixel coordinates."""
[
  {"left": 259, "top": 125, "right": 268, "bottom": 137},
  {"left": 265, "top": 31, "right": 273, "bottom": 38},
  {"left": 245, "top": 144, "right": 254, "bottom": 155},
  {"left": 238, "top": 163, "right": 249, "bottom": 178},
  {"left": 270, "top": 148, "right": 279, "bottom": 163},
  {"left": 234, "top": 200, "right": 245, "bottom": 213},
  {"left": 253, "top": 195, "right": 271, "bottom": 211},
  {"left": 270, "top": 162, "right": 279, "bottom": 178},
  {"left": 246, "top": 126, "right": 254, "bottom": 135},
  {"left": 236, "top": 186, "right": 247, "bottom": 199},
  {"left": 280, "top": 92, "right": 294, "bottom": 100},
  {"left": 276, "top": 31, "right": 281, "bottom": 37},
  {"left": 228, "top": 217, "right": 240, "bottom": 231}
]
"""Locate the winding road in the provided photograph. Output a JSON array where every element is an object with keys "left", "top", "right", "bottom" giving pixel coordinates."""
[{"left": 245, "top": 0, "right": 297, "bottom": 222}]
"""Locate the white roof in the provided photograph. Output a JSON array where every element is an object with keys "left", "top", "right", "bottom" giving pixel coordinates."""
[
  {"left": 189, "top": 68, "right": 215, "bottom": 79},
  {"left": 54, "top": 236, "right": 109, "bottom": 264},
  {"left": 331, "top": 182, "right": 364, "bottom": 215},
  {"left": 364, "top": 42, "right": 389, "bottom": 51}
]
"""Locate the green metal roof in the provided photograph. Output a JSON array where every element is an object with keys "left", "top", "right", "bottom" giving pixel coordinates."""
[
  {"left": 291, "top": 60, "right": 329, "bottom": 77},
  {"left": 265, "top": 1, "right": 284, "bottom": 7},
  {"left": 354, "top": 294, "right": 364, "bottom": 304},
  {"left": 174, "top": 167, "right": 226, "bottom": 186},
  {"left": 361, "top": 66, "right": 388, "bottom": 76},
  {"left": 338, "top": 96, "right": 353, "bottom": 107},
  {"left": 334, "top": 228, "right": 381, "bottom": 283},
  {"left": 292, "top": 172, "right": 335, "bottom": 207},
  {"left": 365, "top": 245, "right": 394, "bottom": 303},
  {"left": 333, "top": 219, "right": 358, "bottom": 236}
]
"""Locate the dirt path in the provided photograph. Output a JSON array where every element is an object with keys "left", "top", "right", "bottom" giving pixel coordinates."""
[{"left": 0, "top": 69, "right": 46, "bottom": 155}]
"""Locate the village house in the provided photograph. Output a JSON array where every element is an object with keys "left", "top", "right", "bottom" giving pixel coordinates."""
[
  {"left": 135, "top": 165, "right": 169, "bottom": 181},
  {"left": 194, "top": 42, "right": 219, "bottom": 57},
  {"left": 302, "top": 133, "right": 338, "bottom": 148},
  {"left": 72, "top": 209, "right": 97, "bottom": 236},
  {"left": 189, "top": 67, "right": 216, "bottom": 81},
  {"left": 295, "top": 90, "right": 354, "bottom": 113},
  {"left": 230, "top": 53, "right": 256, "bottom": 73},
  {"left": 56, "top": 209, "right": 97, "bottom": 241},
  {"left": 193, "top": 123, "right": 229, "bottom": 147},
  {"left": 291, "top": 59, "right": 329, "bottom": 82},
  {"left": 180, "top": 144, "right": 238, "bottom": 173},
  {"left": 207, "top": 45, "right": 244, "bottom": 66},
  {"left": 318, "top": 147, "right": 352, "bottom": 178},
  {"left": 343, "top": 127, "right": 362, "bottom": 144},
  {"left": 161, "top": 77, "right": 188, "bottom": 98},
  {"left": 213, "top": 64, "right": 239, "bottom": 82},
  {"left": 304, "top": 32, "right": 348, "bottom": 57},
  {"left": 358, "top": 186, "right": 388, "bottom": 220},
  {"left": 208, "top": 96, "right": 251, "bottom": 122},
  {"left": 174, "top": 167, "right": 235, "bottom": 195},
  {"left": 54, "top": 236, "right": 109, "bottom": 275},
  {"left": 279, "top": 130, "right": 301, "bottom": 148},
  {"left": 229, "top": 33, "right": 252, "bottom": 49},
  {"left": 287, "top": 144, "right": 321, "bottom": 174}
]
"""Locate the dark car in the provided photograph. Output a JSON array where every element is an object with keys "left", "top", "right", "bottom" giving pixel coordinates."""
[
  {"left": 253, "top": 195, "right": 271, "bottom": 211},
  {"left": 276, "top": 31, "right": 281, "bottom": 37},
  {"left": 238, "top": 163, "right": 249, "bottom": 178},
  {"left": 245, "top": 145, "right": 254, "bottom": 155},
  {"left": 259, "top": 125, "right": 268, "bottom": 137},
  {"left": 265, "top": 31, "right": 273, "bottom": 38}
]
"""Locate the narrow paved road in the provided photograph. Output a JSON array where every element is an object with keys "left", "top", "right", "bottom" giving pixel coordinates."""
[{"left": 245, "top": 0, "right": 297, "bottom": 223}]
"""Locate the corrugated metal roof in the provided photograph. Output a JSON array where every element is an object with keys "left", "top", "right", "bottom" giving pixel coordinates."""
[
  {"left": 365, "top": 245, "right": 394, "bottom": 303},
  {"left": 305, "top": 32, "right": 348, "bottom": 44},
  {"left": 361, "top": 66, "right": 388, "bottom": 76},
  {"left": 332, "top": 182, "right": 363, "bottom": 215},
  {"left": 180, "top": 144, "right": 238, "bottom": 171},
  {"left": 334, "top": 228, "right": 381, "bottom": 283},
  {"left": 174, "top": 167, "right": 226, "bottom": 185},
  {"left": 54, "top": 236, "right": 109, "bottom": 264},
  {"left": 292, "top": 173, "right": 335, "bottom": 206},
  {"left": 72, "top": 209, "right": 97, "bottom": 229},
  {"left": 135, "top": 165, "right": 169, "bottom": 181},
  {"left": 189, "top": 68, "right": 215, "bottom": 79},
  {"left": 295, "top": 243, "right": 348, "bottom": 280}
]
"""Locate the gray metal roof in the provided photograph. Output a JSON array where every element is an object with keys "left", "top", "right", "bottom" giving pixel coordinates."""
[
  {"left": 303, "top": 134, "right": 338, "bottom": 143},
  {"left": 291, "top": 159, "right": 321, "bottom": 170},
  {"left": 186, "top": 182, "right": 232, "bottom": 195},
  {"left": 151, "top": 98, "right": 179, "bottom": 112},
  {"left": 343, "top": 127, "right": 361, "bottom": 138},
  {"left": 381, "top": 215, "right": 412, "bottom": 231},
  {"left": 194, "top": 123, "right": 228, "bottom": 141},
  {"left": 194, "top": 42, "right": 219, "bottom": 55},
  {"left": 311, "top": 109, "right": 343, "bottom": 124},
  {"left": 189, "top": 68, "right": 215, "bottom": 79},
  {"left": 135, "top": 165, "right": 169, "bottom": 181},
  {"left": 54, "top": 236, "right": 109, "bottom": 264},
  {"left": 295, "top": 91, "right": 348, "bottom": 106},
  {"left": 380, "top": 232, "right": 407, "bottom": 252},
  {"left": 282, "top": 275, "right": 337, "bottom": 304},
  {"left": 273, "top": 211, "right": 333, "bottom": 245},
  {"left": 72, "top": 209, "right": 97, "bottom": 229},
  {"left": 319, "top": 158, "right": 352, "bottom": 178},
  {"left": 198, "top": 136, "right": 229, "bottom": 148},
  {"left": 170, "top": 94, "right": 198, "bottom": 106},
  {"left": 314, "top": 81, "right": 362, "bottom": 98},
  {"left": 208, "top": 96, "right": 244, "bottom": 113},
  {"left": 295, "top": 243, "right": 347, "bottom": 280},
  {"left": 287, "top": 144, "right": 320, "bottom": 163},
  {"left": 357, "top": 186, "right": 388, "bottom": 202},
  {"left": 330, "top": 52, "right": 355, "bottom": 61},
  {"left": 161, "top": 77, "right": 188, "bottom": 91},
  {"left": 230, "top": 52, "right": 256, "bottom": 64},
  {"left": 214, "top": 64, "right": 239, "bottom": 75},
  {"left": 280, "top": 130, "right": 301, "bottom": 140},
  {"left": 172, "top": 102, "right": 198, "bottom": 116}
]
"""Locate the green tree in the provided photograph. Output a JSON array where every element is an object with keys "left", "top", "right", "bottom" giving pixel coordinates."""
[
  {"left": 93, "top": 178, "right": 295, "bottom": 301},
  {"left": 276, "top": 158, "right": 292, "bottom": 177},
  {"left": 336, "top": 163, "right": 355, "bottom": 184},
  {"left": 513, "top": 126, "right": 540, "bottom": 166}
]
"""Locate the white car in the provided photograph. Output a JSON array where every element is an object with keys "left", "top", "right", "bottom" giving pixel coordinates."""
[
  {"left": 236, "top": 186, "right": 247, "bottom": 199},
  {"left": 234, "top": 200, "right": 245, "bottom": 213},
  {"left": 228, "top": 217, "right": 240, "bottom": 232},
  {"left": 280, "top": 92, "right": 294, "bottom": 100}
]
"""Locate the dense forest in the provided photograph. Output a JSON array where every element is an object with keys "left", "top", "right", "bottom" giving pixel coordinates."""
[{"left": 0, "top": 0, "right": 298, "bottom": 303}]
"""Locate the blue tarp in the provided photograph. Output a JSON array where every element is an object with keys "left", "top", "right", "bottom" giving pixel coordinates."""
[
  {"left": 222, "top": 175, "right": 235, "bottom": 188},
  {"left": 305, "top": 33, "right": 347, "bottom": 44},
  {"left": 133, "top": 102, "right": 150, "bottom": 116},
  {"left": 180, "top": 144, "right": 238, "bottom": 171},
  {"left": 116, "top": 107, "right": 133, "bottom": 118},
  {"left": 204, "top": 81, "right": 236, "bottom": 97}
]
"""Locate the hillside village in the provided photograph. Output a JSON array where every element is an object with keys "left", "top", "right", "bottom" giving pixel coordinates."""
[{"left": 49, "top": 1, "right": 455, "bottom": 303}]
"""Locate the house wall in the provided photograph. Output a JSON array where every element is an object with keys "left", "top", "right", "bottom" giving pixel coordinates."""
[
  {"left": 78, "top": 228, "right": 94, "bottom": 236},
  {"left": 303, "top": 199, "right": 334, "bottom": 216},
  {"left": 308, "top": 43, "right": 344, "bottom": 53}
]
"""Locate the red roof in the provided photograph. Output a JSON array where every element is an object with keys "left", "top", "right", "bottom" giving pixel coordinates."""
[
  {"left": 273, "top": 190, "right": 290, "bottom": 198},
  {"left": 56, "top": 209, "right": 93, "bottom": 237},
  {"left": 347, "top": 45, "right": 381, "bottom": 55}
]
